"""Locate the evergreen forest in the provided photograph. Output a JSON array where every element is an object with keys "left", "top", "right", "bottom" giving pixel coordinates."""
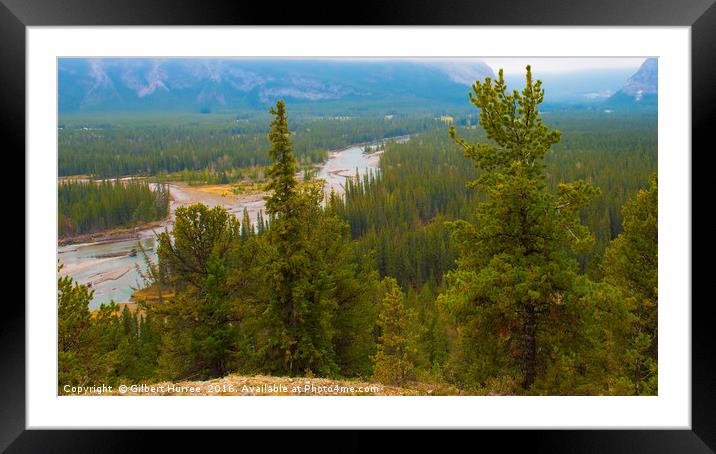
[
  {"left": 58, "top": 68, "right": 658, "bottom": 396},
  {"left": 58, "top": 180, "right": 169, "bottom": 237}
]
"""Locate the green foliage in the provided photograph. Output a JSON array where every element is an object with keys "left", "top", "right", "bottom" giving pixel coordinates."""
[
  {"left": 154, "top": 204, "right": 249, "bottom": 380},
  {"left": 256, "top": 102, "right": 379, "bottom": 377},
  {"left": 371, "top": 278, "right": 417, "bottom": 385},
  {"left": 138, "top": 103, "right": 380, "bottom": 381},
  {"left": 157, "top": 204, "right": 240, "bottom": 289},
  {"left": 58, "top": 265, "right": 94, "bottom": 387},
  {"left": 439, "top": 67, "right": 631, "bottom": 393},
  {"left": 258, "top": 101, "right": 337, "bottom": 376},
  {"left": 58, "top": 265, "right": 161, "bottom": 392},
  {"left": 450, "top": 66, "right": 561, "bottom": 175},
  {"left": 59, "top": 114, "right": 439, "bottom": 178},
  {"left": 602, "top": 176, "right": 658, "bottom": 394},
  {"left": 331, "top": 245, "right": 381, "bottom": 378},
  {"left": 57, "top": 96, "right": 657, "bottom": 396},
  {"left": 337, "top": 113, "right": 656, "bottom": 290},
  {"left": 115, "top": 307, "right": 162, "bottom": 381},
  {"left": 265, "top": 101, "right": 299, "bottom": 220},
  {"left": 58, "top": 180, "right": 169, "bottom": 237},
  {"left": 336, "top": 135, "right": 478, "bottom": 288}
]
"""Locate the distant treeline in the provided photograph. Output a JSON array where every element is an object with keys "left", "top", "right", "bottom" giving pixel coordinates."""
[
  {"left": 338, "top": 134, "right": 478, "bottom": 288},
  {"left": 58, "top": 180, "right": 169, "bottom": 237},
  {"left": 58, "top": 116, "right": 443, "bottom": 178},
  {"left": 337, "top": 113, "right": 657, "bottom": 288}
]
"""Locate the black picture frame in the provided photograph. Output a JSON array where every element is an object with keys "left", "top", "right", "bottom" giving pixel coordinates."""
[{"left": 5, "top": 0, "right": 712, "bottom": 450}]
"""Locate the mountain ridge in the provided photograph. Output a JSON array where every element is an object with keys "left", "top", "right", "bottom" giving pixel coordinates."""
[
  {"left": 59, "top": 58, "right": 495, "bottom": 114},
  {"left": 59, "top": 58, "right": 657, "bottom": 114},
  {"left": 607, "top": 57, "right": 657, "bottom": 107}
]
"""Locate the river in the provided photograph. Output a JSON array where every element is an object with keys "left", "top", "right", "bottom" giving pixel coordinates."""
[{"left": 57, "top": 136, "right": 409, "bottom": 309}]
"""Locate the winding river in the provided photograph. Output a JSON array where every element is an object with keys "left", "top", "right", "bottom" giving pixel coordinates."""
[{"left": 58, "top": 136, "right": 408, "bottom": 309}]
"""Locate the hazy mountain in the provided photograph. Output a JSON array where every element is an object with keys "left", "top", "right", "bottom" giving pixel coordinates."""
[
  {"left": 502, "top": 68, "right": 639, "bottom": 107},
  {"left": 58, "top": 58, "right": 654, "bottom": 115},
  {"left": 606, "top": 58, "right": 657, "bottom": 106},
  {"left": 58, "top": 58, "right": 495, "bottom": 114}
]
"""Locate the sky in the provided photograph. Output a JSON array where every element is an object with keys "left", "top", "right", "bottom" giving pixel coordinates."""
[
  {"left": 63, "top": 56, "right": 649, "bottom": 76},
  {"left": 328, "top": 56, "right": 648, "bottom": 75},
  {"left": 481, "top": 57, "right": 648, "bottom": 75}
]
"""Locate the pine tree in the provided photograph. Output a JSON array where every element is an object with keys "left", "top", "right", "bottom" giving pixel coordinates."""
[
  {"left": 265, "top": 100, "right": 298, "bottom": 222},
  {"left": 240, "top": 207, "right": 254, "bottom": 240},
  {"left": 321, "top": 192, "right": 380, "bottom": 378},
  {"left": 84, "top": 300, "right": 119, "bottom": 377},
  {"left": 412, "top": 281, "right": 449, "bottom": 378},
  {"left": 152, "top": 204, "right": 247, "bottom": 380},
  {"left": 258, "top": 101, "right": 377, "bottom": 377},
  {"left": 121, "top": 305, "right": 137, "bottom": 337},
  {"left": 182, "top": 250, "right": 241, "bottom": 378},
  {"left": 602, "top": 175, "right": 658, "bottom": 394},
  {"left": 372, "top": 278, "right": 416, "bottom": 385},
  {"left": 58, "top": 264, "right": 94, "bottom": 389},
  {"left": 256, "top": 210, "right": 266, "bottom": 235},
  {"left": 440, "top": 66, "right": 615, "bottom": 392},
  {"left": 157, "top": 203, "right": 240, "bottom": 289},
  {"left": 259, "top": 101, "right": 334, "bottom": 375}
]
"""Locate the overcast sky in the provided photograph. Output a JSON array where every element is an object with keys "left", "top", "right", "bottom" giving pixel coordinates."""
[
  {"left": 477, "top": 57, "right": 647, "bottom": 74},
  {"left": 333, "top": 57, "right": 649, "bottom": 75},
  {"left": 67, "top": 56, "right": 650, "bottom": 77}
]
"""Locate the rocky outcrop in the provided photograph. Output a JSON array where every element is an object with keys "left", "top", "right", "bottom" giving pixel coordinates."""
[{"left": 607, "top": 58, "right": 658, "bottom": 105}]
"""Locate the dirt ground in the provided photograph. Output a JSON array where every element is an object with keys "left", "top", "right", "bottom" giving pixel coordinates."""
[{"left": 95, "top": 374, "right": 465, "bottom": 396}]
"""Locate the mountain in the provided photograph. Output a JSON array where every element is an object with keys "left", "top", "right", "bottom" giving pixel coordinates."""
[
  {"left": 58, "top": 58, "right": 495, "bottom": 114},
  {"left": 606, "top": 58, "right": 657, "bottom": 107},
  {"left": 504, "top": 68, "right": 637, "bottom": 106}
]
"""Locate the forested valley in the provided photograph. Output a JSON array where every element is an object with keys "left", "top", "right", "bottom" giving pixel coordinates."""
[
  {"left": 336, "top": 111, "right": 656, "bottom": 288},
  {"left": 58, "top": 68, "right": 658, "bottom": 396},
  {"left": 59, "top": 115, "right": 440, "bottom": 179},
  {"left": 58, "top": 180, "right": 169, "bottom": 237}
]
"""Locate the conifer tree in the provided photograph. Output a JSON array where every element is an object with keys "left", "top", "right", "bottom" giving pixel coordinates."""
[
  {"left": 58, "top": 264, "right": 94, "bottom": 388},
  {"left": 440, "top": 66, "right": 611, "bottom": 391},
  {"left": 153, "top": 204, "right": 246, "bottom": 380},
  {"left": 58, "top": 263, "right": 163, "bottom": 387},
  {"left": 602, "top": 176, "right": 658, "bottom": 394},
  {"left": 157, "top": 203, "right": 240, "bottom": 289},
  {"left": 321, "top": 192, "right": 380, "bottom": 378},
  {"left": 265, "top": 100, "right": 298, "bottom": 222},
  {"left": 256, "top": 211, "right": 266, "bottom": 235},
  {"left": 241, "top": 207, "right": 254, "bottom": 240},
  {"left": 259, "top": 101, "right": 335, "bottom": 375},
  {"left": 86, "top": 301, "right": 124, "bottom": 383},
  {"left": 258, "top": 101, "right": 377, "bottom": 377},
  {"left": 121, "top": 305, "right": 137, "bottom": 337},
  {"left": 372, "top": 278, "right": 416, "bottom": 385},
  {"left": 182, "top": 250, "right": 240, "bottom": 378}
]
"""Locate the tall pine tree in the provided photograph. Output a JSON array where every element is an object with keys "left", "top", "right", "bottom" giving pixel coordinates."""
[
  {"left": 258, "top": 101, "right": 378, "bottom": 377},
  {"left": 439, "top": 66, "right": 622, "bottom": 392},
  {"left": 259, "top": 101, "right": 339, "bottom": 376}
]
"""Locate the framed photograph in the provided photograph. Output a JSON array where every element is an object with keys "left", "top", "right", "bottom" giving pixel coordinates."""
[{"left": 7, "top": 0, "right": 712, "bottom": 449}]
